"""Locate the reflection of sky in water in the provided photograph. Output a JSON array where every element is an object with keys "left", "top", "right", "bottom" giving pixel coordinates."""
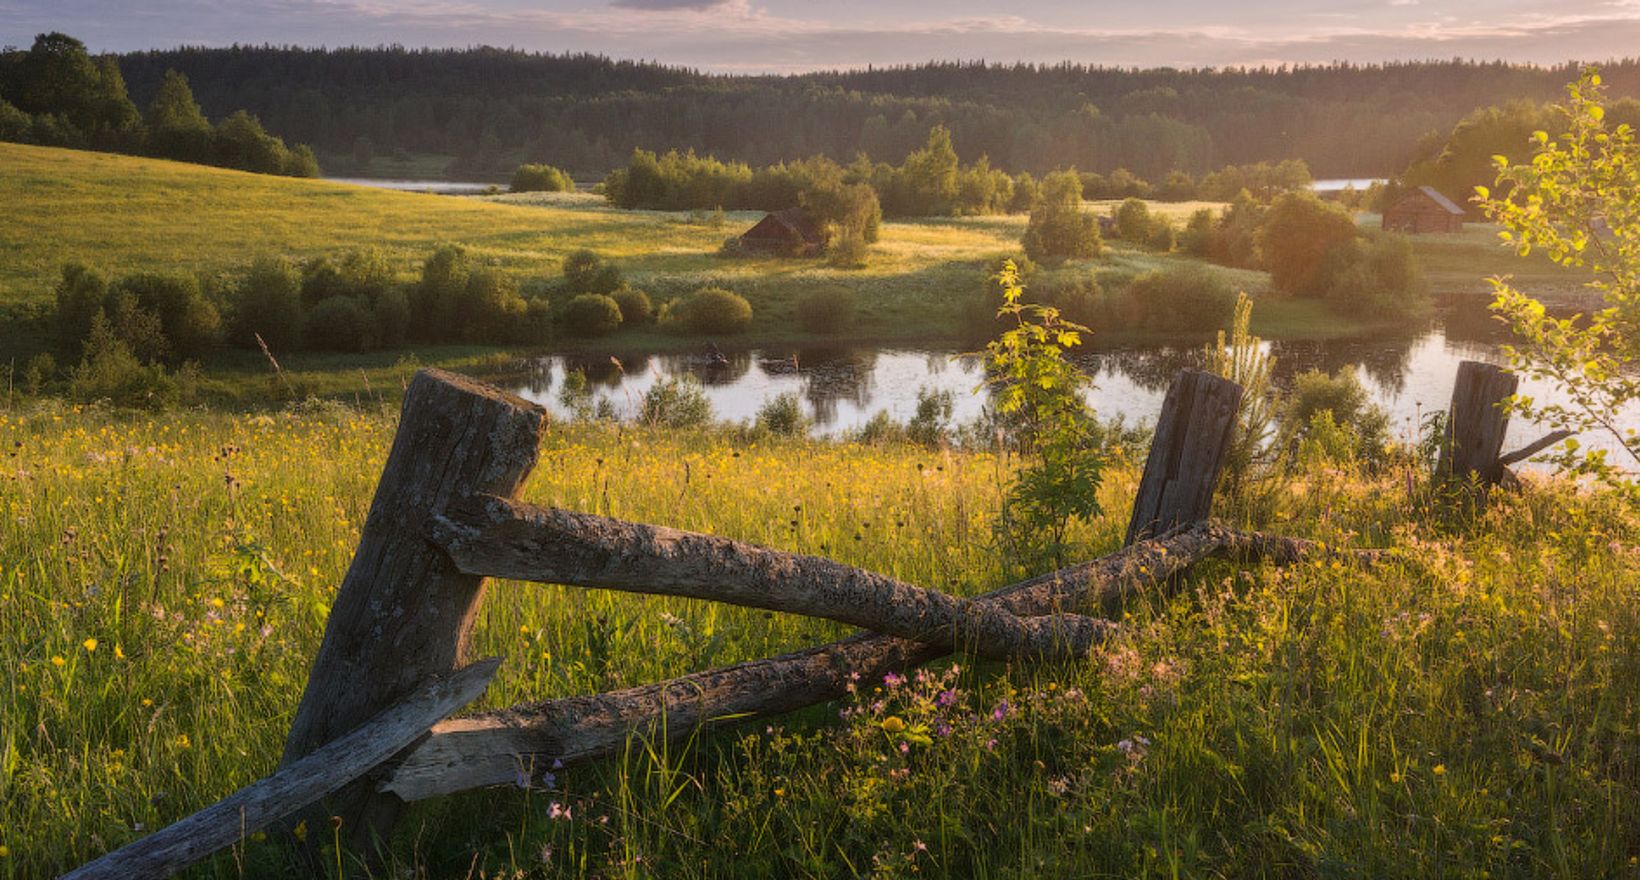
[{"left": 509, "top": 315, "right": 1638, "bottom": 471}]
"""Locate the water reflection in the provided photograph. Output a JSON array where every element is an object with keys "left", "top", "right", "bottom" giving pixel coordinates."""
[{"left": 506, "top": 297, "right": 1637, "bottom": 468}]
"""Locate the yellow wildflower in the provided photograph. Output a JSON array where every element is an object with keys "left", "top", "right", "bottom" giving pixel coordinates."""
[
  {"left": 82, "top": 638, "right": 97, "bottom": 653},
  {"left": 881, "top": 716, "right": 906, "bottom": 733},
  {"left": 1432, "top": 764, "right": 1446, "bottom": 777},
  {"left": 51, "top": 656, "right": 65, "bottom": 667}
]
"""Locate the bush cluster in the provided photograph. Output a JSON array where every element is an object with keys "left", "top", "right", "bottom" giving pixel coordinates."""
[
  {"left": 510, "top": 163, "right": 575, "bottom": 193},
  {"left": 795, "top": 286, "right": 856, "bottom": 335},
  {"left": 660, "top": 287, "right": 754, "bottom": 335}
]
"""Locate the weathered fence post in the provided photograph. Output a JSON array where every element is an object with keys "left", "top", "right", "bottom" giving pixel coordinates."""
[
  {"left": 1125, "top": 370, "right": 1243, "bottom": 545},
  {"left": 279, "top": 368, "right": 544, "bottom": 855},
  {"left": 1437, "top": 360, "right": 1517, "bottom": 485}
]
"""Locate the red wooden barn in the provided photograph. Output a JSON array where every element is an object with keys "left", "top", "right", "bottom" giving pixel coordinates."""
[
  {"left": 739, "top": 208, "right": 824, "bottom": 256},
  {"left": 1381, "top": 185, "right": 1465, "bottom": 234}
]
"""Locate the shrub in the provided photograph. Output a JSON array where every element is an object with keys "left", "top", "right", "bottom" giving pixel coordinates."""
[
  {"left": 612, "top": 286, "right": 653, "bottom": 325},
  {"left": 302, "top": 295, "right": 377, "bottom": 352},
  {"left": 1179, "top": 208, "right": 1215, "bottom": 256},
  {"left": 22, "top": 352, "right": 57, "bottom": 395},
  {"left": 1146, "top": 217, "right": 1177, "bottom": 252},
  {"left": 1114, "top": 198, "right": 1153, "bottom": 243},
  {"left": 755, "top": 393, "right": 809, "bottom": 436},
  {"left": 795, "top": 286, "right": 856, "bottom": 335},
  {"left": 1033, "top": 272, "right": 1112, "bottom": 329},
  {"left": 68, "top": 312, "right": 180, "bottom": 408},
  {"left": 563, "top": 250, "right": 622, "bottom": 295},
  {"left": 107, "top": 272, "right": 220, "bottom": 362},
  {"left": 1257, "top": 191, "right": 1360, "bottom": 296},
  {"left": 661, "top": 287, "right": 753, "bottom": 335},
  {"left": 1124, "top": 265, "right": 1237, "bottom": 332},
  {"left": 1319, "top": 233, "right": 1429, "bottom": 317},
  {"left": 639, "top": 377, "right": 713, "bottom": 428},
  {"left": 906, "top": 388, "right": 955, "bottom": 446},
  {"left": 854, "top": 410, "right": 905, "bottom": 444},
  {"left": 1281, "top": 366, "right": 1390, "bottom": 465},
  {"left": 230, "top": 256, "right": 303, "bottom": 350},
  {"left": 1022, "top": 170, "right": 1101, "bottom": 263},
  {"left": 373, "top": 288, "right": 410, "bottom": 349},
  {"left": 511, "top": 163, "right": 574, "bottom": 193},
  {"left": 53, "top": 263, "right": 107, "bottom": 359},
  {"left": 411, "top": 244, "right": 469, "bottom": 341},
  {"left": 560, "top": 293, "right": 623, "bottom": 337},
  {"left": 460, "top": 270, "right": 529, "bottom": 342}
]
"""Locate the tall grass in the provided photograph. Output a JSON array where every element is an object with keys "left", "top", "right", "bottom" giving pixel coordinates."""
[{"left": 1, "top": 400, "right": 1636, "bottom": 876}]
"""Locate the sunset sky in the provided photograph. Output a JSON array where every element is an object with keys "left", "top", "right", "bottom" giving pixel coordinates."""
[{"left": 5, "top": 0, "right": 1637, "bottom": 71}]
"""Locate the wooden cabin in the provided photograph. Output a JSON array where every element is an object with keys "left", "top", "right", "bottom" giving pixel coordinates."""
[
  {"left": 739, "top": 208, "right": 824, "bottom": 256},
  {"left": 1382, "top": 186, "right": 1465, "bottom": 234}
]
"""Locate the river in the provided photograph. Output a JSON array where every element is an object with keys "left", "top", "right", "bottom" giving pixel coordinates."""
[{"left": 502, "top": 297, "right": 1637, "bottom": 470}]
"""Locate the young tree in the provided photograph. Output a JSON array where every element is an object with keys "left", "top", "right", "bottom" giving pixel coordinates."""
[
  {"left": 145, "top": 69, "right": 211, "bottom": 162},
  {"left": 900, "top": 125, "right": 960, "bottom": 215},
  {"left": 1021, "top": 170, "right": 1100, "bottom": 263},
  {"left": 1478, "top": 68, "right": 1640, "bottom": 491},
  {"left": 1256, "top": 191, "right": 1359, "bottom": 296}
]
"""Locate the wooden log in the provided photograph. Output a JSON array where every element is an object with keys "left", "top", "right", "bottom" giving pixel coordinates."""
[
  {"left": 60, "top": 659, "right": 502, "bottom": 880},
  {"left": 1498, "top": 429, "right": 1575, "bottom": 467},
  {"left": 1125, "top": 370, "right": 1244, "bottom": 545},
  {"left": 278, "top": 369, "right": 544, "bottom": 853},
  {"left": 431, "top": 495, "right": 1115, "bottom": 661},
  {"left": 383, "top": 522, "right": 1245, "bottom": 801},
  {"left": 1438, "top": 360, "right": 1518, "bottom": 484}
]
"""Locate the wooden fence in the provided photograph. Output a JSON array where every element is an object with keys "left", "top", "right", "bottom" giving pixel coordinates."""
[{"left": 61, "top": 359, "right": 1562, "bottom": 879}]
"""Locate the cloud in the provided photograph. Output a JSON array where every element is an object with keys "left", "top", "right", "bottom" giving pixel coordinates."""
[
  {"left": 609, "top": 0, "right": 737, "bottom": 10},
  {"left": 8, "top": 0, "right": 1640, "bottom": 72}
]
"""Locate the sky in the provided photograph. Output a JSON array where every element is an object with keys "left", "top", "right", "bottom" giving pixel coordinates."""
[{"left": 4, "top": 0, "right": 1639, "bottom": 72}]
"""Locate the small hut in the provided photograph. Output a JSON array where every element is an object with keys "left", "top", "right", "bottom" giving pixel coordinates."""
[
  {"left": 740, "top": 208, "right": 824, "bottom": 256},
  {"left": 1382, "top": 186, "right": 1465, "bottom": 234}
]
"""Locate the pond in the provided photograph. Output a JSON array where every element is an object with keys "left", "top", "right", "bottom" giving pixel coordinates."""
[
  {"left": 324, "top": 177, "right": 497, "bottom": 194},
  {"left": 503, "top": 297, "right": 1638, "bottom": 470}
]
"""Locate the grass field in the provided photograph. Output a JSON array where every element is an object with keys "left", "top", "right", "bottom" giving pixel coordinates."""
[
  {"left": 1, "top": 403, "right": 1636, "bottom": 877},
  {"left": 1, "top": 143, "right": 1399, "bottom": 364},
  {"left": 1359, "top": 213, "right": 1596, "bottom": 303}
]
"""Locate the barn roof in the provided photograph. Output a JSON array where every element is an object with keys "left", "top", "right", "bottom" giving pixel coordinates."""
[
  {"left": 1417, "top": 186, "right": 1466, "bottom": 216},
  {"left": 745, "top": 207, "right": 822, "bottom": 245}
]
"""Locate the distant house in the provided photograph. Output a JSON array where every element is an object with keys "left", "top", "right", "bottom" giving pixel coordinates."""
[
  {"left": 740, "top": 208, "right": 824, "bottom": 256},
  {"left": 1382, "top": 186, "right": 1465, "bottom": 234}
]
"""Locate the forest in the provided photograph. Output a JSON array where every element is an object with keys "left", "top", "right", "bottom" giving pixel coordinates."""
[{"left": 107, "top": 45, "right": 1640, "bottom": 179}]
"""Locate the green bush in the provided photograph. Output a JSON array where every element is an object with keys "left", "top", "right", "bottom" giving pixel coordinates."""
[
  {"left": 373, "top": 288, "right": 410, "bottom": 349},
  {"left": 1115, "top": 198, "right": 1153, "bottom": 243},
  {"left": 68, "top": 312, "right": 180, "bottom": 409},
  {"left": 639, "top": 377, "right": 713, "bottom": 428},
  {"left": 661, "top": 287, "right": 753, "bottom": 335},
  {"left": 560, "top": 293, "right": 623, "bottom": 337},
  {"left": 1033, "top": 272, "right": 1113, "bottom": 329},
  {"left": 460, "top": 270, "right": 529, "bottom": 343},
  {"left": 411, "top": 244, "right": 469, "bottom": 341},
  {"left": 107, "top": 272, "right": 220, "bottom": 362},
  {"left": 1124, "top": 265, "right": 1237, "bottom": 332},
  {"left": 52, "top": 263, "right": 107, "bottom": 360},
  {"left": 510, "top": 163, "right": 574, "bottom": 193},
  {"left": 795, "top": 286, "right": 856, "bottom": 335},
  {"left": 906, "top": 388, "right": 955, "bottom": 446},
  {"left": 612, "top": 286, "right": 653, "bottom": 325},
  {"left": 302, "top": 295, "right": 377, "bottom": 352},
  {"left": 230, "top": 256, "right": 303, "bottom": 350},
  {"left": 1022, "top": 170, "right": 1101, "bottom": 263},
  {"left": 1319, "top": 233, "right": 1429, "bottom": 317},
  {"left": 755, "top": 393, "right": 809, "bottom": 436},
  {"left": 563, "top": 250, "right": 622, "bottom": 295},
  {"left": 1281, "top": 366, "right": 1390, "bottom": 465},
  {"left": 1257, "top": 191, "right": 1360, "bottom": 296}
]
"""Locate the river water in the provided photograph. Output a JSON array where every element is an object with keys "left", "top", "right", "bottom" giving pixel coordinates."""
[{"left": 502, "top": 297, "right": 1637, "bottom": 469}]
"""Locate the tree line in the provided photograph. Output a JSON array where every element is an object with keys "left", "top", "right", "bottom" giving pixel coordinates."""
[
  {"left": 0, "top": 33, "right": 318, "bottom": 177},
  {"left": 104, "top": 45, "right": 1640, "bottom": 180}
]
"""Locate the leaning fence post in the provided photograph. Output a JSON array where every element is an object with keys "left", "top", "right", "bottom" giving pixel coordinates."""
[
  {"left": 278, "top": 368, "right": 545, "bottom": 856},
  {"left": 1125, "top": 370, "right": 1243, "bottom": 545},
  {"left": 1437, "top": 360, "right": 1517, "bottom": 485}
]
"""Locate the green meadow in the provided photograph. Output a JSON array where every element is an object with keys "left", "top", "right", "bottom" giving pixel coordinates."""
[
  {"left": 1, "top": 406, "right": 1636, "bottom": 877},
  {"left": 2, "top": 142, "right": 1443, "bottom": 381}
]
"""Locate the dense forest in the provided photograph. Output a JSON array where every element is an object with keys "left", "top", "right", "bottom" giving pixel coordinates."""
[
  {"left": 0, "top": 33, "right": 318, "bottom": 177},
  {"left": 110, "top": 46, "right": 1640, "bottom": 179}
]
